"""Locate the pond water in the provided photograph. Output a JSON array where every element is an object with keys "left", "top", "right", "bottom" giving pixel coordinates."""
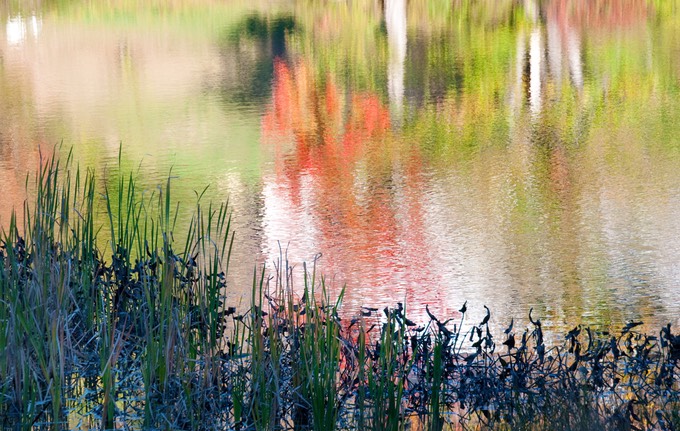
[{"left": 2, "top": 0, "right": 680, "bottom": 331}]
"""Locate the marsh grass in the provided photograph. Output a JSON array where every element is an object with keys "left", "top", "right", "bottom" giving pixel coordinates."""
[{"left": 0, "top": 151, "right": 679, "bottom": 430}]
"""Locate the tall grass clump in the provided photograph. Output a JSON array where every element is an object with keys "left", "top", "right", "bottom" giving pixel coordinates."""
[
  {"left": 354, "top": 305, "right": 413, "bottom": 431},
  {"left": 295, "top": 263, "right": 344, "bottom": 431},
  {"left": 0, "top": 149, "right": 235, "bottom": 429},
  {"left": 0, "top": 151, "right": 95, "bottom": 429},
  {"left": 0, "top": 149, "right": 679, "bottom": 430}
]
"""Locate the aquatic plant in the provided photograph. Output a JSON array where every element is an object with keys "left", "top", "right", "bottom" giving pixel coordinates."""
[{"left": 0, "top": 151, "right": 679, "bottom": 430}]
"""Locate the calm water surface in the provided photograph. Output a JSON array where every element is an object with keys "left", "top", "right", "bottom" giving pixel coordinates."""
[{"left": 2, "top": 0, "right": 680, "bottom": 331}]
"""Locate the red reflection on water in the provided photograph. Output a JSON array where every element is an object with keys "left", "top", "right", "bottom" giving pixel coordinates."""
[
  {"left": 546, "top": 0, "right": 649, "bottom": 30},
  {"left": 261, "top": 59, "right": 452, "bottom": 319}
]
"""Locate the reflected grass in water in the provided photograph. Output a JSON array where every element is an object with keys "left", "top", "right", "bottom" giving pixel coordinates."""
[{"left": 0, "top": 154, "right": 679, "bottom": 430}]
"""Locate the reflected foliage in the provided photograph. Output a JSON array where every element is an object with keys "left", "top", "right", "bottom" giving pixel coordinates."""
[
  {"left": 221, "top": 13, "right": 299, "bottom": 105},
  {"left": 1, "top": 0, "right": 680, "bottom": 329}
]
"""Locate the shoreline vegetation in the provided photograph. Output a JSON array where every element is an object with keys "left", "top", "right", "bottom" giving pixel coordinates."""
[{"left": 1, "top": 152, "right": 679, "bottom": 430}]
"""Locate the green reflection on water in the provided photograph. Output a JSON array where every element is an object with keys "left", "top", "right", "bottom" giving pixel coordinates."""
[{"left": 1, "top": 0, "right": 680, "bottom": 331}]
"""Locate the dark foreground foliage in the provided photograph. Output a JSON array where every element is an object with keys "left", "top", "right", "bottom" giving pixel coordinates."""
[{"left": 0, "top": 153, "right": 679, "bottom": 430}]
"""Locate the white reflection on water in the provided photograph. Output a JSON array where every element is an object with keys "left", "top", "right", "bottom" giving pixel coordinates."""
[
  {"left": 5, "top": 15, "right": 41, "bottom": 46},
  {"left": 547, "top": 20, "right": 563, "bottom": 82},
  {"left": 385, "top": 0, "right": 406, "bottom": 123},
  {"left": 529, "top": 29, "right": 542, "bottom": 116},
  {"left": 566, "top": 29, "right": 583, "bottom": 89},
  {"left": 507, "top": 29, "right": 526, "bottom": 134},
  {"left": 544, "top": 1, "right": 585, "bottom": 90},
  {"left": 513, "top": 0, "right": 591, "bottom": 118},
  {"left": 524, "top": 0, "right": 539, "bottom": 23},
  {"left": 6, "top": 16, "right": 25, "bottom": 45}
]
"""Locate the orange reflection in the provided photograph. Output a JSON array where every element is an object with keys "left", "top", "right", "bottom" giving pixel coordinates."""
[
  {"left": 0, "top": 71, "right": 41, "bottom": 229},
  {"left": 262, "top": 59, "right": 450, "bottom": 318},
  {"left": 0, "top": 144, "right": 43, "bottom": 230}
]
